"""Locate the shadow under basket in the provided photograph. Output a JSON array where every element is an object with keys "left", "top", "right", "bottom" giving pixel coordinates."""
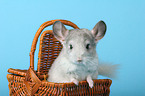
[{"left": 7, "top": 19, "right": 112, "bottom": 96}]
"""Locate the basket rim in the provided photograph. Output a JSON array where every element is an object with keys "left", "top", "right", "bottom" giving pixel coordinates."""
[{"left": 42, "top": 79, "right": 112, "bottom": 86}]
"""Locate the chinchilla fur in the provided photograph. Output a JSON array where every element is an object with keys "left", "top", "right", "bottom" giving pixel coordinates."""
[{"left": 47, "top": 20, "right": 119, "bottom": 88}]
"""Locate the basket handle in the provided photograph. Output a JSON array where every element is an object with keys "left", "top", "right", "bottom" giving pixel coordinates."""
[{"left": 30, "top": 19, "right": 79, "bottom": 70}]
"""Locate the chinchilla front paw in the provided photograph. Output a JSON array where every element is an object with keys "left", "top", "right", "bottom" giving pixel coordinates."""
[
  {"left": 71, "top": 78, "right": 79, "bottom": 85},
  {"left": 87, "top": 75, "right": 94, "bottom": 88},
  {"left": 88, "top": 80, "right": 94, "bottom": 88}
]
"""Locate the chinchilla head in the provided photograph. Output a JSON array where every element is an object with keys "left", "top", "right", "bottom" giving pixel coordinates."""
[{"left": 53, "top": 21, "right": 106, "bottom": 65}]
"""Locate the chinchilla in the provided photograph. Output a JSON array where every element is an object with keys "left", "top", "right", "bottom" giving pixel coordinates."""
[{"left": 47, "top": 20, "right": 119, "bottom": 88}]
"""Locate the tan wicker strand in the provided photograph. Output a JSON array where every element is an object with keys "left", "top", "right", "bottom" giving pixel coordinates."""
[{"left": 7, "top": 68, "right": 27, "bottom": 77}]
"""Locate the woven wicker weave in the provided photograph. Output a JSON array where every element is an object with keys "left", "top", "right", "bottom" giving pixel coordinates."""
[{"left": 7, "top": 19, "right": 112, "bottom": 96}]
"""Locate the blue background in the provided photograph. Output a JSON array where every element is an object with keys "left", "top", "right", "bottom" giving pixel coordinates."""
[{"left": 0, "top": 0, "right": 145, "bottom": 95}]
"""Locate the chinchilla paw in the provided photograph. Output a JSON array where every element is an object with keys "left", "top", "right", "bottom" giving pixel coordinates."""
[
  {"left": 88, "top": 80, "right": 94, "bottom": 88},
  {"left": 87, "top": 75, "right": 94, "bottom": 88},
  {"left": 72, "top": 79, "right": 79, "bottom": 85}
]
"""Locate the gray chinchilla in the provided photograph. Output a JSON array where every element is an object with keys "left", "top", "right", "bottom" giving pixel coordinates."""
[{"left": 47, "top": 20, "right": 118, "bottom": 88}]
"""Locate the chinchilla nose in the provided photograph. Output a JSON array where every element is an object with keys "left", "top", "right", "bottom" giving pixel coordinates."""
[{"left": 77, "top": 57, "right": 82, "bottom": 62}]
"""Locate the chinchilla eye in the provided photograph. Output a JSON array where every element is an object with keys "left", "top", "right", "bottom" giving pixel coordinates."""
[
  {"left": 86, "top": 44, "right": 90, "bottom": 49},
  {"left": 69, "top": 44, "right": 73, "bottom": 49}
]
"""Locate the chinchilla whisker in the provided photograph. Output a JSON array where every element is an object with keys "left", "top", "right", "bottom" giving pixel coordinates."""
[
  {"left": 86, "top": 57, "right": 94, "bottom": 59},
  {"left": 86, "top": 59, "right": 96, "bottom": 65}
]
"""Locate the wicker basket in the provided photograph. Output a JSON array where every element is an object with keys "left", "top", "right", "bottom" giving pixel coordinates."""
[{"left": 7, "top": 19, "right": 112, "bottom": 96}]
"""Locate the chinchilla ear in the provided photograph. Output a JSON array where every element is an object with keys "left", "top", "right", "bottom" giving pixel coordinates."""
[
  {"left": 53, "top": 21, "right": 68, "bottom": 42},
  {"left": 91, "top": 21, "right": 107, "bottom": 41}
]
